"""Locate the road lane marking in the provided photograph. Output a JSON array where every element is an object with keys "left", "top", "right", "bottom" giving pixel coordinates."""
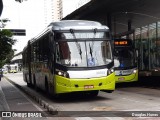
[
  {"left": 75, "top": 117, "right": 93, "bottom": 120},
  {"left": 105, "top": 117, "right": 125, "bottom": 120}
]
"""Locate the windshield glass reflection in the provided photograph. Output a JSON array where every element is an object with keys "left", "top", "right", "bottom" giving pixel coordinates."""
[
  {"left": 56, "top": 41, "right": 112, "bottom": 67},
  {"left": 114, "top": 49, "right": 134, "bottom": 67}
]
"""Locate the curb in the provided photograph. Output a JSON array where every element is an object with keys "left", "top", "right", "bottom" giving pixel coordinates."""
[{"left": 4, "top": 76, "right": 58, "bottom": 115}]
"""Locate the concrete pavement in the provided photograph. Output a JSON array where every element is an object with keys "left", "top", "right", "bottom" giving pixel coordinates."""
[
  {"left": 0, "top": 78, "right": 10, "bottom": 120},
  {"left": 0, "top": 77, "right": 46, "bottom": 120}
]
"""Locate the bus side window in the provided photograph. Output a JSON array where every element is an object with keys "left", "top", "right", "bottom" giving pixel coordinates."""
[
  {"left": 42, "top": 36, "right": 49, "bottom": 62},
  {"left": 39, "top": 39, "right": 43, "bottom": 62}
]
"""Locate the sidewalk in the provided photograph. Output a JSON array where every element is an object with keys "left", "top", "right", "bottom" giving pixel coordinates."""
[
  {"left": 0, "top": 77, "right": 45, "bottom": 120},
  {"left": 0, "top": 73, "right": 58, "bottom": 119},
  {"left": 0, "top": 77, "right": 10, "bottom": 113}
]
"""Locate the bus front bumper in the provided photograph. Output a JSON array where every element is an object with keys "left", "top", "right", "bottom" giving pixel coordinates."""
[
  {"left": 55, "top": 73, "right": 115, "bottom": 94},
  {"left": 115, "top": 72, "right": 138, "bottom": 83}
]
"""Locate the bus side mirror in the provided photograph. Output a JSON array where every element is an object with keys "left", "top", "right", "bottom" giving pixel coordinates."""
[
  {"left": 135, "top": 50, "right": 138, "bottom": 58},
  {"left": 135, "top": 50, "right": 139, "bottom": 64}
]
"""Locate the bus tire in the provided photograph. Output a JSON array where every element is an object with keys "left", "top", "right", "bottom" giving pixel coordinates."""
[
  {"left": 27, "top": 82, "right": 31, "bottom": 87},
  {"left": 102, "top": 90, "right": 114, "bottom": 93},
  {"left": 33, "top": 75, "right": 38, "bottom": 91},
  {"left": 45, "top": 78, "right": 49, "bottom": 96},
  {"left": 26, "top": 75, "right": 31, "bottom": 87}
]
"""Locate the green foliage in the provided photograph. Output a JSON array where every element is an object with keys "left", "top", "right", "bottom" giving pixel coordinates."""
[{"left": 0, "top": 29, "right": 16, "bottom": 67}]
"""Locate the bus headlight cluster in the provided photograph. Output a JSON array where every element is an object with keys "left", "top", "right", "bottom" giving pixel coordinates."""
[
  {"left": 107, "top": 67, "right": 114, "bottom": 75},
  {"left": 56, "top": 69, "right": 70, "bottom": 78},
  {"left": 133, "top": 69, "right": 137, "bottom": 74}
]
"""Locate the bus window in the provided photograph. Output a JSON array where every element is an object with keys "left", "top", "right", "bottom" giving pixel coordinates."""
[{"left": 56, "top": 41, "right": 71, "bottom": 65}]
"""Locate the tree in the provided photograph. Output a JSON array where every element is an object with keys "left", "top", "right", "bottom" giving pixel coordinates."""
[{"left": 0, "top": 29, "right": 16, "bottom": 68}]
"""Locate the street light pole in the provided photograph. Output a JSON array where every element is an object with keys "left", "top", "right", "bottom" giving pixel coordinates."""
[{"left": 0, "top": 0, "right": 3, "bottom": 16}]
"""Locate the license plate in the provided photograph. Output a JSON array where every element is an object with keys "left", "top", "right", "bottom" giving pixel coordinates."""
[
  {"left": 118, "top": 77, "right": 125, "bottom": 81},
  {"left": 84, "top": 85, "right": 94, "bottom": 89}
]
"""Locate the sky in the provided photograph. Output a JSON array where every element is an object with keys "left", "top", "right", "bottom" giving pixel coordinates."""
[
  {"left": 1, "top": 0, "right": 82, "bottom": 54},
  {"left": 63, "top": 0, "right": 81, "bottom": 17}
]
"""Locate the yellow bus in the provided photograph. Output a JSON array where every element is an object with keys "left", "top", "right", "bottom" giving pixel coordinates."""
[
  {"left": 22, "top": 20, "right": 115, "bottom": 97},
  {"left": 114, "top": 39, "right": 138, "bottom": 83},
  {"left": 9, "top": 64, "right": 18, "bottom": 73}
]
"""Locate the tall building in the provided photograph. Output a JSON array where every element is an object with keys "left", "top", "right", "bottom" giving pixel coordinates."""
[
  {"left": 44, "top": 0, "right": 63, "bottom": 26},
  {"left": 53, "top": 0, "right": 63, "bottom": 21},
  {"left": 44, "top": 0, "right": 52, "bottom": 26}
]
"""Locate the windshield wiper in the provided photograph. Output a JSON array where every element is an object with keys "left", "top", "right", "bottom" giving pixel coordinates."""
[
  {"left": 70, "top": 29, "right": 82, "bottom": 60},
  {"left": 89, "top": 43, "right": 93, "bottom": 57},
  {"left": 76, "top": 42, "right": 82, "bottom": 60},
  {"left": 89, "top": 29, "right": 97, "bottom": 58}
]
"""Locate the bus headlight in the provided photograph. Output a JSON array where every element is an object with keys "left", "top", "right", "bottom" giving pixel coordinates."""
[
  {"left": 107, "top": 68, "right": 114, "bottom": 75},
  {"left": 133, "top": 69, "right": 137, "bottom": 74},
  {"left": 56, "top": 69, "right": 70, "bottom": 78}
]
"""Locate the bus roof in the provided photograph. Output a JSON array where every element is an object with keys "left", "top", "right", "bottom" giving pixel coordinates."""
[
  {"left": 49, "top": 20, "right": 109, "bottom": 31},
  {"left": 22, "top": 20, "right": 110, "bottom": 49}
]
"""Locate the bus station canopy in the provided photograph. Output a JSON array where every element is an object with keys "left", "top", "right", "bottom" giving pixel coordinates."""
[{"left": 63, "top": 0, "right": 160, "bottom": 34}]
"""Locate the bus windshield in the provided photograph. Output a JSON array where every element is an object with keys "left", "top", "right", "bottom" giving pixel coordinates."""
[
  {"left": 114, "top": 48, "right": 134, "bottom": 68},
  {"left": 56, "top": 40, "right": 112, "bottom": 67}
]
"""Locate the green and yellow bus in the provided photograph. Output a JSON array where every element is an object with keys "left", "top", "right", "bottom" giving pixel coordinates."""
[
  {"left": 114, "top": 39, "right": 138, "bottom": 83},
  {"left": 22, "top": 20, "right": 115, "bottom": 97}
]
